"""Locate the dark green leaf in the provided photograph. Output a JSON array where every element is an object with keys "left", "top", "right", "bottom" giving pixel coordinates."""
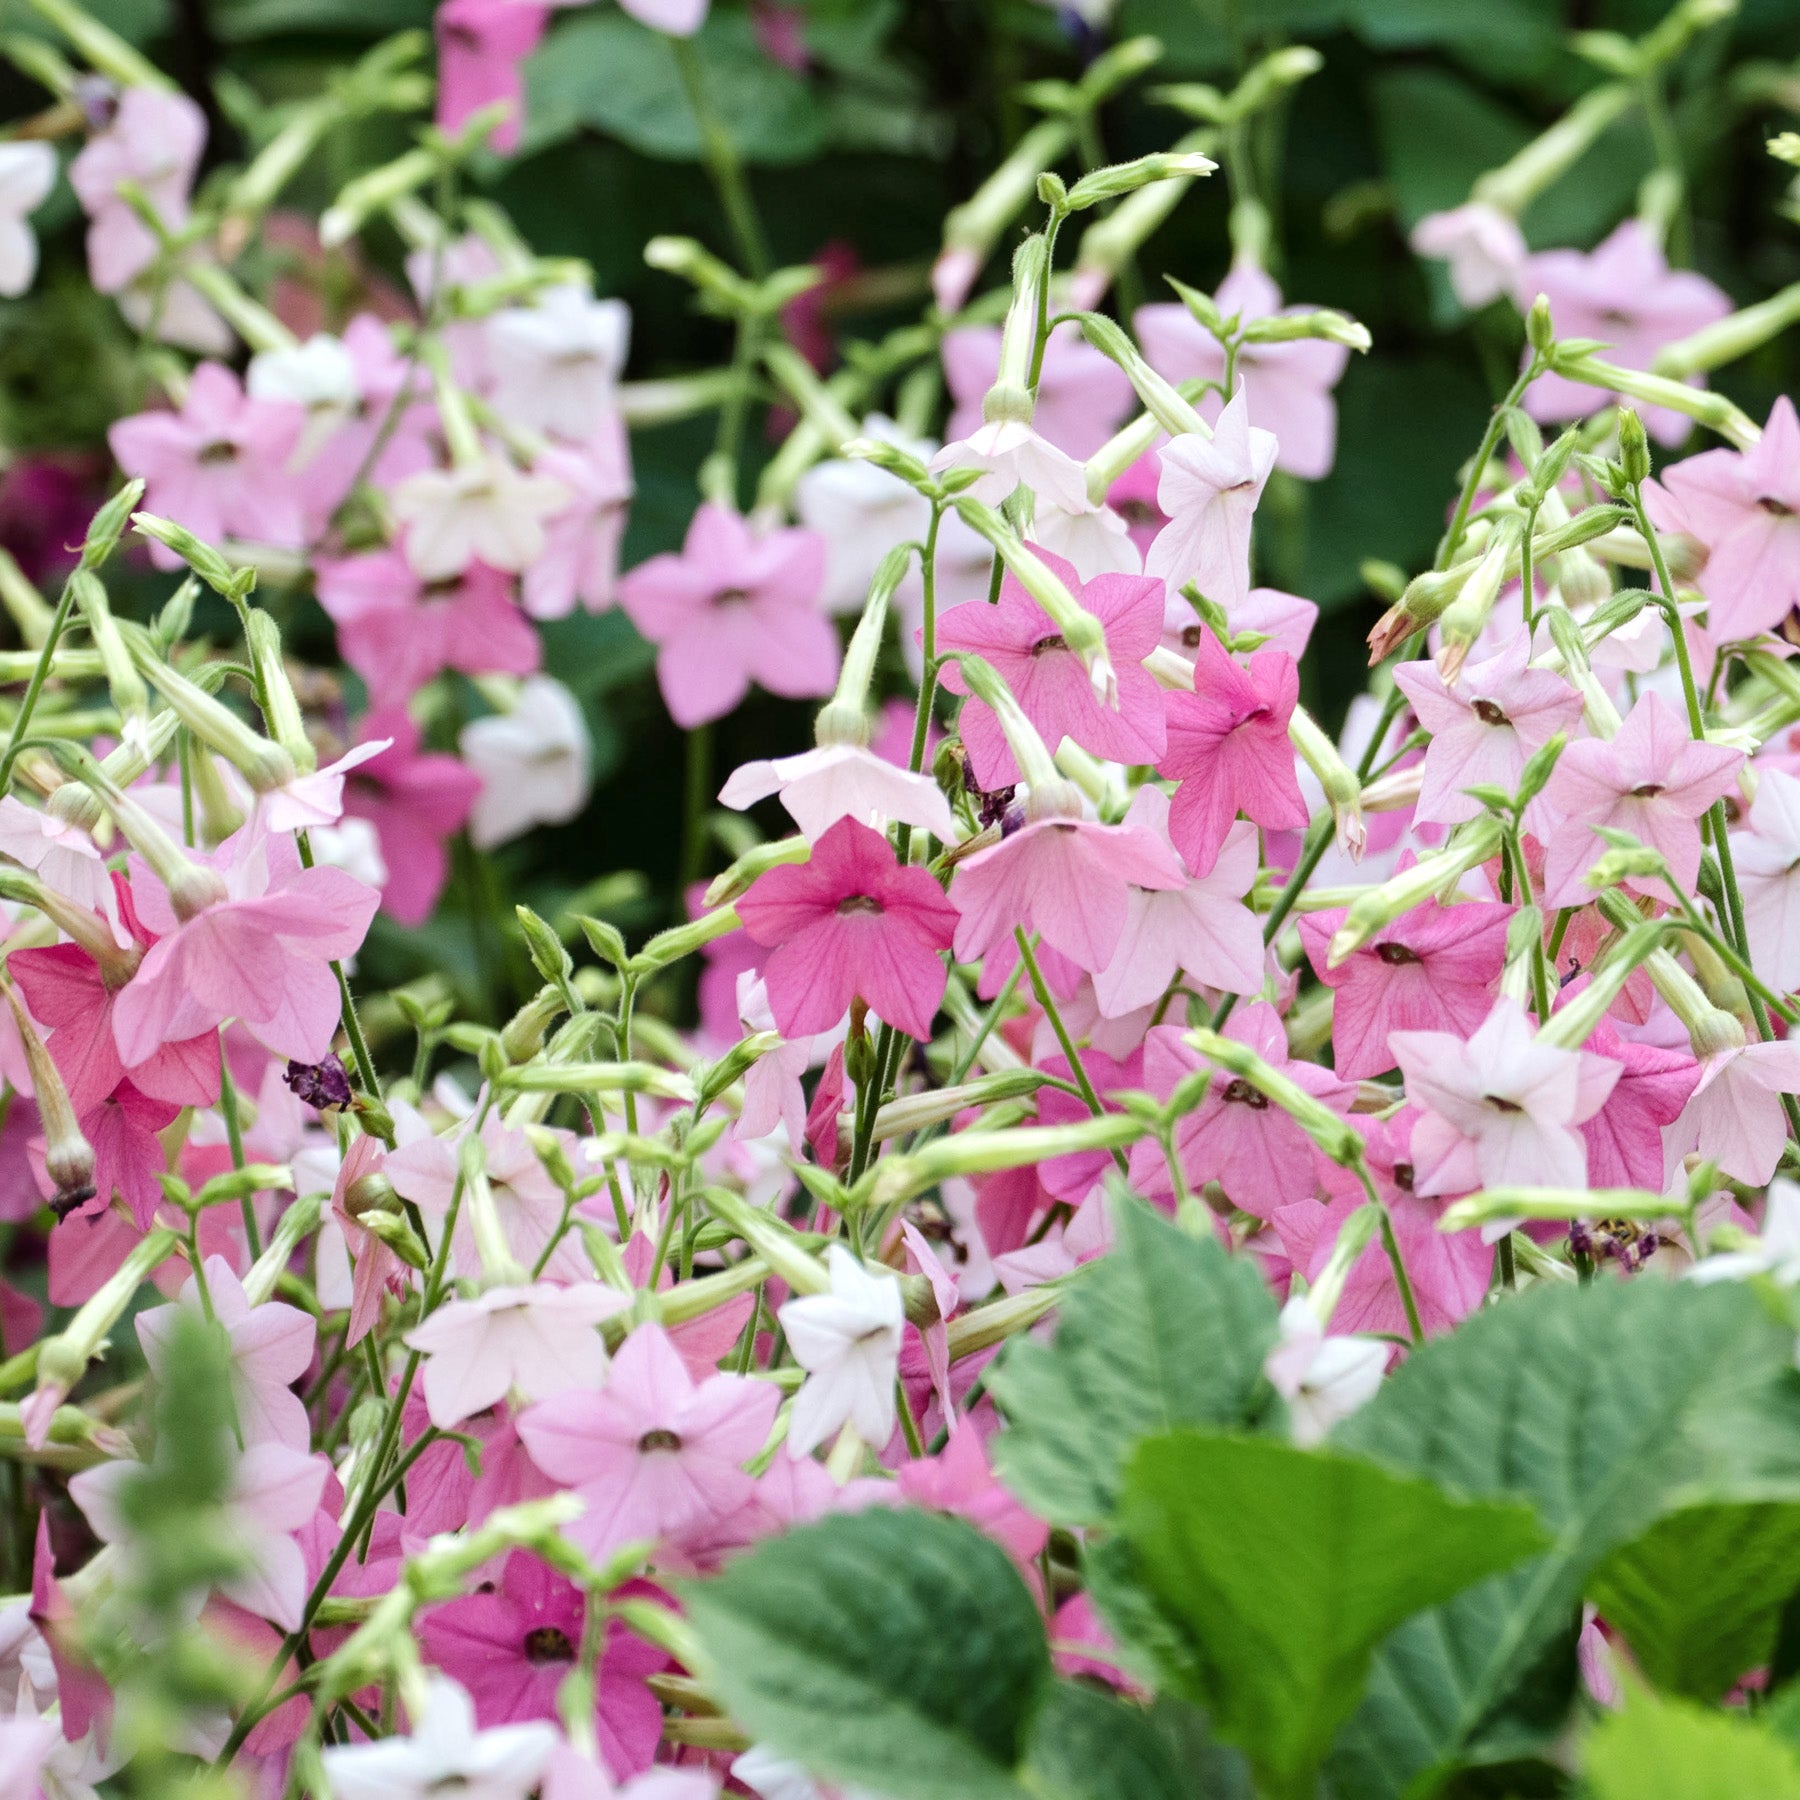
[
  {"left": 1023, "top": 1681, "right": 1185, "bottom": 1800},
  {"left": 990, "top": 1197, "right": 1279, "bottom": 1527}
]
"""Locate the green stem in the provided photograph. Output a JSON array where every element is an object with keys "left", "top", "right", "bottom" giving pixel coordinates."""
[
  {"left": 0, "top": 574, "right": 78, "bottom": 794},
  {"left": 1014, "top": 928, "right": 1126, "bottom": 1173},
  {"left": 1437, "top": 357, "right": 1544, "bottom": 570},
  {"left": 217, "top": 1036, "right": 262, "bottom": 1262},
  {"left": 678, "top": 724, "right": 713, "bottom": 899},
  {"left": 671, "top": 35, "right": 770, "bottom": 280}
]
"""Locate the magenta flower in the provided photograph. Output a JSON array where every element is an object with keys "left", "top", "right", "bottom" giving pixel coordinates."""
[
  {"left": 1647, "top": 396, "right": 1800, "bottom": 639},
  {"left": 1298, "top": 893, "right": 1512, "bottom": 1081},
  {"left": 936, "top": 550, "right": 1168, "bottom": 789},
  {"left": 313, "top": 549, "right": 541, "bottom": 699},
  {"left": 949, "top": 811, "right": 1185, "bottom": 974},
  {"left": 1126, "top": 1005, "right": 1353, "bottom": 1216},
  {"left": 109, "top": 364, "right": 307, "bottom": 560},
  {"left": 617, "top": 504, "right": 837, "bottom": 728},
  {"left": 1157, "top": 626, "right": 1308, "bottom": 876},
  {"left": 1540, "top": 691, "right": 1744, "bottom": 907},
  {"left": 736, "top": 817, "right": 957, "bottom": 1040},
  {"left": 420, "top": 1561, "right": 668, "bottom": 1779},
  {"left": 518, "top": 1323, "right": 779, "bottom": 1560},
  {"left": 1394, "top": 631, "right": 1584, "bottom": 828},
  {"left": 114, "top": 825, "right": 380, "bottom": 1069},
  {"left": 1145, "top": 388, "right": 1277, "bottom": 612},
  {"left": 138, "top": 1256, "right": 314, "bottom": 1451},
  {"left": 339, "top": 707, "right": 482, "bottom": 927},
  {"left": 1574, "top": 1014, "right": 1700, "bottom": 1190},
  {"left": 434, "top": 0, "right": 550, "bottom": 155},
  {"left": 27, "top": 1079, "right": 177, "bottom": 1231},
  {"left": 1392, "top": 998, "right": 1619, "bottom": 1196},
  {"left": 1136, "top": 265, "right": 1351, "bottom": 479},
  {"left": 1520, "top": 221, "right": 1731, "bottom": 443},
  {"left": 941, "top": 323, "right": 1134, "bottom": 459}
]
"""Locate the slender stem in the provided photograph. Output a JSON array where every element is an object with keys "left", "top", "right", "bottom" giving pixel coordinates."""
[
  {"left": 1373, "top": 1193, "right": 1425, "bottom": 1345},
  {"left": 0, "top": 574, "right": 79, "bottom": 794},
  {"left": 678, "top": 725, "right": 713, "bottom": 898},
  {"left": 1437, "top": 357, "right": 1544, "bottom": 570},
  {"left": 217, "top": 1035, "right": 262, "bottom": 1262},
  {"left": 1014, "top": 928, "right": 1126, "bottom": 1173},
  {"left": 671, "top": 36, "right": 770, "bottom": 279}
]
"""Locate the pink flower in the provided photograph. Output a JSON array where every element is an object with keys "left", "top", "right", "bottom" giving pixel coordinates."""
[
  {"left": 1647, "top": 396, "right": 1800, "bottom": 639},
  {"left": 0, "top": 798, "right": 126, "bottom": 947},
  {"left": 1157, "top": 626, "right": 1308, "bottom": 875},
  {"left": 1574, "top": 1014, "right": 1700, "bottom": 1190},
  {"left": 1409, "top": 203, "right": 1529, "bottom": 311},
  {"left": 521, "top": 423, "right": 635, "bottom": 618},
  {"left": 314, "top": 549, "right": 541, "bottom": 697},
  {"left": 1136, "top": 266, "right": 1351, "bottom": 479},
  {"left": 1127, "top": 1006, "right": 1352, "bottom": 1216},
  {"left": 941, "top": 323, "right": 1133, "bottom": 459},
  {"left": 1145, "top": 388, "right": 1278, "bottom": 611},
  {"left": 617, "top": 504, "right": 837, "bottom": 728},
  {"left": 339, "top": 707, "right": 482, "bottom": 927},
  {"left": 736, "top": 817, "right": 957, "bottom": 1040},
  {"left": 1520, "top": 221, "right": 1731, "bottom": 444},
  {"left": 35, "top": 1081, "right": 179, "bottom": 1230},
  {"left": 421, "top": 1565, "right": 668, "bottom": 1781},
  {"left": 1092, "top": 792, "right": 1264, "bottom": 1017},
  {"left": 895, "top": 1425, "right": 1049, "bottom": 1568},
  {"left": 949, "top": 811, "right": 1185, "bottom": 974},
  {"left": 1298, "top": 893, "right": 1512, "bottom": 1081},
  {"left": 109, "top": 364, "right": 307, "bottom": 559},
  {"left": 927, "top": 421, "right": 1089, "bottom": 514},
  {"left": 114, "top": 824, "right": 380, "bottom": 1068},
  {"left": 138, "top": 1256, "right": 314, "bottom": 1450},
  {"left": 1394, "top": 631, "right": 1585, "bottom": 828},
  {"left": 331, "top": 1133, "right": 406, "bottom": 1346},
  {"left": 1392, "top": 998, "right": 1620, "bottom": 1196},
  {"left": 518, "top": 1323, "right": 779, "bottom": 1559},
  {"left": 406, "top": 1282, "right": 631, "bottom": 1429},
  {"left": 1671, "top": 1031, "right": 1800, "bottom": 1187},
  {"left": 936, "top": 550, "right": 1167, "bottom": 789},
  {"left": 67, "top": 87, "right": 205, "bottom": 293},
  {"left": 434, "top": 0, "right": 550, "bottom": 155},
  {"left": 1540, "top": 691, "right": 1744, "bottom": 907}
]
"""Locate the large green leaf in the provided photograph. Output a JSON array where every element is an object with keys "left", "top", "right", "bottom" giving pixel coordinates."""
[
  {"left": 990, "top": 1198, "right": 1279, "bottom": 1527},
  {"left": 1587, "top": 1501, "right": 1800, "bottom": 1702},
  {"left": 1583, "top": 1687, "right": 1800, "bottom": 1800},
  {"left": 683, "top": 1508, "right": 1049, "bottom": 1800},
  {"left": 1117, "top": 1431, "right": 1546, "bottom": 1800},
  {"left": 1321, "top": 1278, "right": 1800, "bottom": 1800},
  {"left": 1022, "top": 1681, "right": 1186, "bottom": 1800},
  {"left": 522, "top": 10, "right": 826, "bottom": 164}
]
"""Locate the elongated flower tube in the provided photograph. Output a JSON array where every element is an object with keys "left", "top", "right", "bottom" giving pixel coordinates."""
[
  {"left": 243, "top": 609, "right": 317, "bottom": 775},
  {"left": 1299, "top": 1201, "right": 1382, "bottom": 1326},
  {"left": 1471, "top": 83, "right": 1635, "bottom": 215},
  {"left": 982, "top": 234, "right": 1050, "bottom": 429},
  {"left": 69, "top": 571, "right": 147, "bottom": 748},
  {"left": 1, "top": 977, "right": 92, "bottom": 1219},
  {"left": 933, "top": 118, "right": 1073, "bottom": 314},
  {"left": 1547, "top": 349, "right": 1760, "bottom": 447},
  {"left": 125, "top": 628, "right": 296, "bottom": 792},
  {"left": 1185, "top": 1028, "right": 1366, "bottom": 1170},
  {"left": 952, "top": 652, "right": 1086, "bottom": 820},
  {"left": 813, "top": 544, "right": 912, "bottom": 751},
  {"left": 1288, "top": 702, "right": 1366, "bottom": 862},
  {"left": 1327, "top": 817, "right": 1505, "bottom": 965},
  {"left": 1074, "top": 312, "right": 1210, "bottom": 440}
]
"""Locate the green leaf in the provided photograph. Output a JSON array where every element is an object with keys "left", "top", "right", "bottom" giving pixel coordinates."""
[
  {"left": 1322, "top": 1279, "right": 1800, "bottom": 1800},
  {"left": 522, "top": 10, "right": 825, "bottom": 165},
  {"left": 990, "top": 1198, "right": 1279, "bottom": 1527},
  {"left": 1587, "top": 1502, "right": 1800, "bottom": 1701},
  {"left": 1583, "top": 1687, "right": 1800, "bottom": 1800},
  {"left": 1117, "top": 1430, "right": 1546, "bottom": 1800},
  {"left": 1023, "top": 1681, "right": 1186, "bottom": 1800},
  {"left": 683, "top": 1508, "right": 1049, "bottom": 1800}
]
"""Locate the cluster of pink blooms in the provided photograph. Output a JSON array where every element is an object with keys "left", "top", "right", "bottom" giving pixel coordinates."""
[{"left": 0, "top": 0, "right": 1796, "bottom": 1794}]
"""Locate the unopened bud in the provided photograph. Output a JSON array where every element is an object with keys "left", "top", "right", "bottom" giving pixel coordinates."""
[{"left": 1526, "top": 293, "right": 1555, "bottom": 356}]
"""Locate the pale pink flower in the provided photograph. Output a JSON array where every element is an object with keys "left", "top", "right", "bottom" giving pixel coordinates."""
[
  {"left": 1392, "top": 998, "right": 1619, "bottom": 1196},
  {"left": 519, "top": 1323, "right": 779, "bottom": 1557},
  {"left": 1671, "top": 1032, "right": 1800, "bottom": 1187},
  {"left": 487, "top": 286, "right": 631, "bottom": 442},
  {"left": 460, "top": 676, "right": 592, "bottom": 849},
  {"left": 330, "top": 1132, "right": 405, "bottom": 1346},
  {"left": 1520, "top": 220, "right": 1732, "bottom": 444},
  {"left": 138, "top": 1256, "right": 314, "bottom": 1451},
  {"left": 617, "top": 504, "right": 837, "bottom": 729},
  {"left": 115, "top": 823, "right": 380, "bottom": 1068},
  {"left": 1166, "top": 582, "right": 1316, "bottom": 663},
  {"left": 434, "top": 0, "right": 550, "bottom": 155},
  {"left": 392, "top": 455, "right": 568, "bottom": 581},
  {"left": 949, "top": 810, "right": 1185, "bottom": 974},
  {"left": 1092, "top": 792, "right": 1263, "bottom": 1017},
  {"left": 0, "top": 798, "right": 128, "bottom": 947},
  {"left": 779, "top": 1247, "right": 903, "bottom": 1456},
  {"left": 67, "top": 88, "right": 205, "bottom": 293},
  {"left": 736, "top": 817, "right": 957, "bottom": 1040},
  {"left": 256, "top": 739, "right": 390, "bottom": 835},
  {"left": 927, "top": 421, "right": 1089, "bottom": 513},
  {"left": 1136, "top": 266, "right": 1351, "bottom": 479},
  {"left": 0, "top": 142, "right": 56, "bottom": 298},
  {"left": 1297, "top": 894, "right": 1512, "bottom": 1081},
  {"left": 936, "top": 550, "right": 1167, "bottom": 789},
  {"left": 719, "top": 742, "right": 956, "bottom": 843},
  {"left": 734, "top": 974, "right": 807, "bottom": 1153},
  {"left": 0, "top": 1713, "right": 59, "bottom": 1800},
  {"left": 406, "top": 1283, "right": 630, "bottom": 1429},
  {"left": 1395, "top": 630, "right": 1585, "bottom": 828},
  {"left": 1263, "top": 1296, "right": 1386, "bottom": 1445},
  {"left": 522, "top": 422, "right": 635, "bottom": 618},
  {"left": 1539, "top": 691, "right": 1744, "bottom": 907},
  {"left": 794, "top": 419, "right": 935, "bottom": 614},
  {"left": 1145, "top": 388, "right": 1277, "bottom": 611},
  {"left": 1409, "top": 203, "right": 1529, "bottom": 310},
  {"left": 109, "top": 364, "right": 307, "bottom": 557},
  {"left": 1647, "top": 396, "right": 1800, "bottom": 640},
  {"left": 1735, "top": 767, "right": 1800, "bottom": 991},
  {"left": 320, "top": 1675, "right": 557, "bottom": 1800},
  {"left": 1157, "top": 627, "right": 1308, "bottom": 876},
  {"left": 941, "top": 323, "right": 1133, "bottom": 458}
]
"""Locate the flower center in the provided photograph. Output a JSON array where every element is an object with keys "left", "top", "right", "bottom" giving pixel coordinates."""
[
  {"left": 1760, "top": 495, "right": 1795, "bottom": 517},
  {"left": 836, "top": 894, "right": 884, "bottom": 916},
  {"left": 198, "top": 440, "right": 239, "bottom": 466},
  {"left": 1222, "top": 1078, "right": 1267, "bottom": 1109},
  {"left": 1629, "top": 783, "right": 1665, "bottom": 799},
  {"left": 522, "top": 1627, "right": 575, "bottom": 1664},
  {"left": 637, "top": 1428, "right": 683, "bottom": 1453},
  {"left": 1031, "top": 633, "right": 1068, "bottom": 656},
  {"left": 1374, "top": 942, "right": 1422, "bottom": 965},
  {"left": 1181, "top": 624, "right": 1203, "bottom": 648},
  {"left": 716, "top": 587, "right": 750, "bottom": 607},
  {"left": 1483, "top": 1094, "right": 1525, "bottom": 1113},
  {"left": 1471, "top": 699, "right": 1510, "bottom": 726},
  {"left": 1392, "top": 1162, "right": 1415, "bottom": 1192},
  {"left": 1117, "top": 500, "right": 1161, "bottom": 527}
]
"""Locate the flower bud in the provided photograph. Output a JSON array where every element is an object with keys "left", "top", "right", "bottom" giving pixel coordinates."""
[
  {"left": 1288, "top": 704, "right": 1365, "bottom": 862},
  {"left": 2, "top": 982, "right": 93, "bottom": 1218},
  {"left": 1525, "top": 293, "right": 1556, "bottom": 356},
  {"left": 1616, "top": 408, "right": 1652, "bottom": 487},
  {"left": 243, "top": 609, "right": 317, "bottom": 776}
]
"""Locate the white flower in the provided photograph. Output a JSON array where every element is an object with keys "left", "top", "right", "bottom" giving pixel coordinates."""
[
  {"left": 8, "top": 1680, "right": 121, "bottom": 1800},
  {"left": 0, "top": 143, "right": 56, "bottom": 299},
  {"left": 794, "top": 417, "right": 934, "bottom": 614},
  {"left": 780, "top": 1245, "right": 904, "bottom": 1456},
  {"left": 320, "top": 1677, "right": 557, "bottom": 1800},
  {"left": 1409, "top": 203, "right": 1529, "bottom": 311},
  {"left": 0, "top": 796, "right": 129, "bottom": 946},
  {"left": 928, "top": 420, "right": 1089, "bottom": 514},
  {"left": 718, "top": 742, "right": 957, "bottom": 843},
  {"left": 487, "top": 284, "right": 631, "bottom": 442},
  {"left": 248, "top": 332, "right": 361, "bottom": 464},
  {"left": 392, "top": 455, "right": 568, "bottom": 581},
  {"left": 1689, "top": 1178, "right": 1800, "bottom": 1286},
  {"left": 1032, "top": 498, "right": 1141, "bottom": 580},
  {"left": 460, "top": 676, "right": 592, "bottom": 849},
  {"left": 303, "top": 815, "right": 389, "bottom": 892},
  {"left": 1264, "top": 1296, "right": 1386, "bottom": 1447}
]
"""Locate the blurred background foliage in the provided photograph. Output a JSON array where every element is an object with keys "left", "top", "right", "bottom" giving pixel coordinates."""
[{"left": 1, "top": 0, "right": 1799, "bottom": 1006}]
